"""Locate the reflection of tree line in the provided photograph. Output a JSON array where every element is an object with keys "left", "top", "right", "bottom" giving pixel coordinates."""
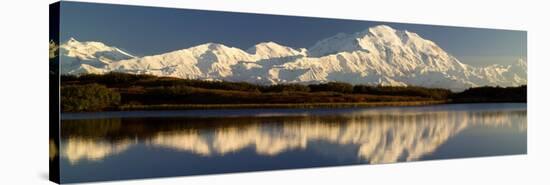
[{"left": 60, "top": 110, "right": 526, "bottom": 164}]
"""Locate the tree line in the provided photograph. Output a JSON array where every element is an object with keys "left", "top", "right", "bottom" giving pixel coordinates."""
[
  {"left": 60, "top": 73, "right": 526, "bottom": 112},
  {"left": 451, "top": 85, "right": 527, "bottom": 103}
]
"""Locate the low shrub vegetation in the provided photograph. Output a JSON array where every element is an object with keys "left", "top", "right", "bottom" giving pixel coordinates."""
[{"left": 61, "top": 83, "right": 121, "bottom": 112}]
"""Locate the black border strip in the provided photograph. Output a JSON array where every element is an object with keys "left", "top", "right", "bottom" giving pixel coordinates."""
[{"left": 49, "top": 1, "right": 60, "bottom": 184}]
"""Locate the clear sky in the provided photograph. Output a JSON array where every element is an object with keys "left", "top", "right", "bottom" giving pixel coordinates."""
[{"left": 59, "top": 1, "right": 526, "bottom": 66}]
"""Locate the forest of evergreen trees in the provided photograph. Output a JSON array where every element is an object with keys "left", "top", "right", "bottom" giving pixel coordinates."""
[{"left": 451, "top": 85, "right": 527, "bottom": 103}]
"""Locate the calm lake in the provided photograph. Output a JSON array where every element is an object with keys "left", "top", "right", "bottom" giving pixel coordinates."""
[{"left": 58, "top": 103, "right": 527, "bottom": 183}]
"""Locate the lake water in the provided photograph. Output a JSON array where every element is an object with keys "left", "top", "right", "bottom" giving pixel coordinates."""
[{"left": 58, "top": 103, "right": 527, "bottom": 183}]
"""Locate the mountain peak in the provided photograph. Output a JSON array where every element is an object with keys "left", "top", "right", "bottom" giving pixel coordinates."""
[
  {"left": 249, "top": 41, "right": 290, "bottom": 50},
  {"left": 59, "top": 38, "right": 136, "bottom": 69},
  {"left": 201, "top": 42, "right": 226, "bottom": 49},
  {"left": 308, "top": 25, "right": 442, "bottom": 57},
  {"left": 308, "top": 25, "right": 404, "bottom": 57},
  {"left": 184, "top": 43, "right": 233, "bottom": 53},
  {"left": 367, "top": 25, "right": 412, "bottom": 45},
  {"left": 247, "top": 41, "right": 304, "bottom": 58},
  {"left": 256, "top": 41, "right": 279, "bottom": 46},
  {"left": 68, "top": 37, "right": 78, "bottom": 43},
  {"left": 64, "top": 37, "right": 86, "bottom": 47},
  {"left": 368, "top": 25, "right": 397, "bottom": 34}
]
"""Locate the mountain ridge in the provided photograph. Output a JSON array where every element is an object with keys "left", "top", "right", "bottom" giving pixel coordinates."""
[{"left": 59, "top": 25, "right": 526, "bottom": 91}]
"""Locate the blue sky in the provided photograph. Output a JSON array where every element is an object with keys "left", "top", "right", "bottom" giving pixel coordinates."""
[{"left": 59, "top": 1, "right": 526, "bottom": 66}]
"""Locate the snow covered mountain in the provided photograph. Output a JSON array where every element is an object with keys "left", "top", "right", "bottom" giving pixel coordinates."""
[
  {"left": 59, "top": 25, "right": 527, "bottom": 91},
  {"left": 60, "top": 37, "right": 136, "bottom": 74}
]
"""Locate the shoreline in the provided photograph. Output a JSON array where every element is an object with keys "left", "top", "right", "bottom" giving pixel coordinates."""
[
  {"left": 60, "top": 102, "right": 527, "bottom": 120},
  {"left": 60, "top": 100, "right": 530, "bottom": 115},
  {"left": 116, "top": 100, "right": 449, "bottom": 111}
]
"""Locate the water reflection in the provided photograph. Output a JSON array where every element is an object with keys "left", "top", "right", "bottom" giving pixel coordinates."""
[
  {"left": 63, "top": 138, "right": 134, "bottom": 164},
  {"left": 60, "top": 104, "right": 526, "bottom": 165}
]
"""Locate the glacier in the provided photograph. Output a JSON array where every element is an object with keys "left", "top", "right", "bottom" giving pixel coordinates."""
[{"left": 59, "top": 25, "right": 527, "bottom": 91}]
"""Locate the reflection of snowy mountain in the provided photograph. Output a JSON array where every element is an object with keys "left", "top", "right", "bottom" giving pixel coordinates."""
[
  {"left": 60, "top": 25, "right": 526, "bottom": 91},
  {"left": 60, "top": 108, "right": 526, "bottom": 164}
]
